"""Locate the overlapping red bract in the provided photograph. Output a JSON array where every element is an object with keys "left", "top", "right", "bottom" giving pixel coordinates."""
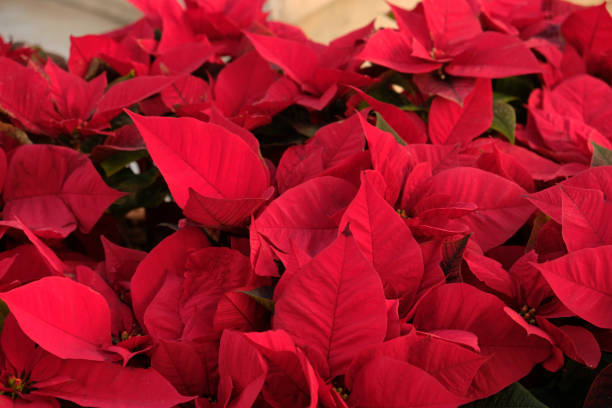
[{"left": 0, "top": 0, "right": 611, "bottom": 407}]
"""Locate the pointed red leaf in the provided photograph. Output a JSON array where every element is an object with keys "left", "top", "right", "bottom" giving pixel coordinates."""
[
  {"left": 273, "top": 233, "right": 387, "bottom": 378},
  {"left": 537, "top": 319, "right": 601, "bottom": 369},
  {"left": 526, "top": 166, "right": 612, "bottom": 225},
  {"left": 183, "top": 186, "right": 274, "bottom": 229},
  {"left": 560, "top": 185, "right": 612, "bottom": 251},
  {"left": 92, "top": 76, "right": 178, "bottom": 127},
  {"left": 218, "top": 330, "right": 268, "bottom": 408},
  {"left": 252, "top": 176, "right": 356, "bottom": 271},
  {"left": 131, "top": 227, "right": 209, "bottom": 327},
  {"left": 244, "top": 330, "right": 320, "bottom": 408},
  {"left": 245, "top": 32, "right": 319, "bottom": 86},
  {"left": 414, "top": 284, "right": 551, "bottom": 398},
  {"left": 446, "top": 32, "right": 541, "bottom": 78},
  {"left": 3, "top": 145, "right": 125, "bottom": 238},
  {"left": 45, "top": 60, "right": 106, "bottom": 123},
  {"left": 349, "top": 357, "right": 468, "bottom": 407},
  {"left": 214, "top": 291, "right": 269, "bottom": 333},
  {"left": 129, "top": 113, "right": 270, "bottom": 211},
  {"left": 0, "top": 276, "right": 112, "bottom": 361},
  {"left": 39, "top": 359, "right": 193, "bottom": 407},
  {"left": 428, "top": 78, "right": 493, "bottom": 145},
  {"left": 422, "top": 0, "right": 481, "bottom": 50},
  {"left": 346, "top": 332, "right": 489, "bottom": 397},
  {"left": 532, "top": 246, "right": 612, "bottom": 329},
  {"left": 161, "top": 75, "right": 210, "bottom": 111},
  {"left": 351, "top": 88, "right": 427, "bottom": 144},
  {"left": 178, "top": 247, "right": 251, "bottom": 340},
  {"left": 0, "top": 57, "right": 56, "bottom": 135},
  {"left": 340, "top": 171, "right": 423, "bottom": 299},
  {"left": 276, "top": 113, "right": 365, "bottom": 193},
  {"left": 360, "top": 112, "right": 415, "bottom": 204},
  {"left": 214, "top": 51, "right": 279, "bottom": 117},
  {"left": 150, "top": 339, "right": 209, "bottom": 397},
  {"left": 0, "top": 218, "right": 66, "bottom": 275},
  {"left": 427, "top": 167, "right": 533, "bottom": 251},
  {"left": 562, "top": 5, "right": 612, "bottom": 57},
  {"left": 358, "top": 29, "right": 441, "bottom": 74}
]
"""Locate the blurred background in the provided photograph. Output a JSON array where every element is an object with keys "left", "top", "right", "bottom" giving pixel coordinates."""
[{"left": 0, "top": 0, "right": 607, "bottom": 57}]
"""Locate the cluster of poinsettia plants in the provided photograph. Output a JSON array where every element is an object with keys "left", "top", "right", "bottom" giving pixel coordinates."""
[{"left": 1, "top": 0, "right": 612, "bottom": 406}]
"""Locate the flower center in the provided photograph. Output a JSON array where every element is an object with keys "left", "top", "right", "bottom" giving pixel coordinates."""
[
  {"left": 1, "top": 374, "right": 31, "bottom": 399},
  {"left": 396, "top": 208, "right": 409, "bottom": 219},
  {"left": 436, "top": 66, "right": 447, "bottom": 80},
  {"left": 518, "top": 304, "right": 537, "bottom": 325},
  {"left": 333, "top": 385, "right": 350, "bottom": 401}
]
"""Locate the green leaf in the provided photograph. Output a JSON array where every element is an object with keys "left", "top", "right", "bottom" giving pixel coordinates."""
[
  {"left": 375, "top": 112, "right": 406, "bottom": 146},
  {"left": 493, "top": 92, "right": 519, "bottom": 103},
  {"left": 441, "top": 234, "right": 470, "bottom": 283},
  {"left": 462, "top": 383, "right": 549, "bottom": 408},
  {"left": 100, "top": 150, "right": 149, "bottom": 177},
  {"left": 108, "top": 69, "right": 136, "bottom": 88},
  {"left": 590, "top": 141, "right": 612, "bottom": 167},
  {"left": 490, "top": 100, "right": 516, "bottom": 144},
  {"left": 239, "top": 286, "right": 275, "bottom": 313},
  {"left": 0, "top": 300, "right": 9, "bottom": 333},
  {"left": 493, "top": 76, "right": 536, "bottom": 102}
]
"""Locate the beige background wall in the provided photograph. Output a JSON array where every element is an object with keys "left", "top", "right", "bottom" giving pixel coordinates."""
[
  {"left": 0, "top": 0, "right": 418, "bottom": 56},
  {"left": 0, "top": 0, "right": 609, "bottom": 57}
]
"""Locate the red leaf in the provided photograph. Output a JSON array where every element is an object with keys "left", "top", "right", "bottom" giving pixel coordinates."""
[
  {"left": 526, "top": 166, "right": 612, "bottom": 225},
  {"left": 537, "top": 319, "right": 601, "bottom": 369},
  {"left": 38, "top": 359, "right": 193, "bottom": 408},
  {"left": 214, "top": 291, "right": 269, "bottom": 333},
  {"left": 245, "top": 330, "right": 320, "bottom": 408},
  {"left": 349, "top": 356, "right": 468, "bottom": 407},
  {"left": 340, "top": 171, "right": 423, "bottom": 299},
  {"left": 358, "top": 29, "right": 441, "bottom": 74},
  {"left": 218, "top": 330, "right": 268, "bottom": 408},
  {"left": 0, "top": 276, "right": 112, "bottom": 361},
  {"left": 129, "top": 113, "right": 270, "bottom": 213},
  {"left": 422, "top": 0, "right": 481, "bottom": 50},
  {"left": 100, "top": 235, "right": 146, "bottom": 290},
  {"left": 131, "top": 227, "right": 209, "bottom": 327},
  {"left": 252, "top": 176, "right": 356, "bottom": 272},
  {"left": 179, "top": 247, "right": 251, "bottom": 340},
  {"left": 273, "top": 233, "right": 387, "bottom": 378},
  {"left": 183, "top": 186, "right": 274, "bottom": 229},
  {"left": 3, "top": 145, "right": 125, "bottom": 238},
  {"left": 0, "top": 57, "right": 56, "bottom": 135},
  {"left": 75, "top": 265, "right": 133, "bottom": 335},
  {"left": 360, "top": 112, "right": 415, "bottom": 204},
  {"left": 45, "top": 60, "right": 106, "bottom": 124},
  {"left": 351, "top": 88, "right": 427, "bottom": 144},
  {"left": 0, "top": 218, "right": 66, "bottom": 275},
  {"left": 427, "top": 167, "right": 533, "bottom": 251},
  {"left": 414, "top": 284, "right": 551, "bottom": 398},
  {"left": 532, "top": 246, "right": 612, "bottom": 329},
  {"left": 346, "top": 331, "right": 489, "bottom": 397},
  {"left": 161, "top": 75, "right": 210, "bottom": 111},
  {"left": 214, "top": 51, "right": 279, "bottom": 118},
  {"left": 583, "top": 363, "right": 612, "bottom": 408},
  {"left": 560, "top": 185, "right": 612, "bottom": 251},
  {"left": 150, "top": 339, "right": 209, "bottom": 396},
  {"left": 276, "top": 113, "right": 365, "bottom": 193},
  {"left": 428, "top": 78, "right": 492, "bottom": 145},
  {"left": 92, "top": 76, "right": 178, "bottom": 128},
  {"left": 562, "top": 5, "right": 612, "bottom": 57},
  {"left": 446, "top": 32, "right": 541, "bottom": 78}
]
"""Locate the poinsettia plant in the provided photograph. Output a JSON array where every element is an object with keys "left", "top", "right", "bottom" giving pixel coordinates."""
[{"left": 0, "top": 0, "right": 610, "bottom": 406}]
